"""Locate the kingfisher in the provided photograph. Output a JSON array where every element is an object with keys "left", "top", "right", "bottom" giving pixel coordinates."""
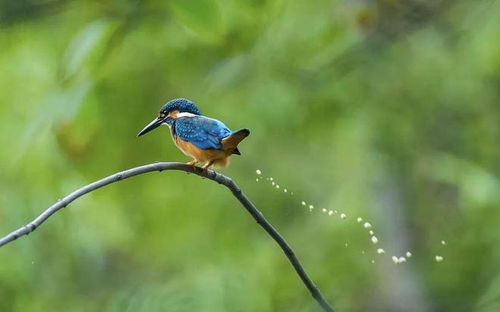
[{"left": 137, "top": 98, "right": 250, "bottom": 170}]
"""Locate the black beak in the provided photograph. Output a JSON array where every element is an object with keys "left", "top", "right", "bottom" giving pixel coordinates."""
[{"left": 137, "top": 117, "right": 164, "bottom": 137}]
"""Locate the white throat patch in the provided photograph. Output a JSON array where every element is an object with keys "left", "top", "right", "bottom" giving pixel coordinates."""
[{"left": 176, "top": 112, "right": 197, "bottom": 118}]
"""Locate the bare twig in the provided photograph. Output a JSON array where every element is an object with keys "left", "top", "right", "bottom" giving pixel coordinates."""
[{"left": 0, "top": 162, "right": 334, "bottom": 312}]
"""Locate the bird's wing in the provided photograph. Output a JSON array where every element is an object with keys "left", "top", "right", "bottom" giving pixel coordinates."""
[{"left": 173, "top": 116, "right": 232, "bottom": 150}]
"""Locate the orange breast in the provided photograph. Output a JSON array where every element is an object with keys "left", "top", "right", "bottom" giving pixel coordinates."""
[{"left": 173, "top": 136, "right": 228, "bottom": 162}]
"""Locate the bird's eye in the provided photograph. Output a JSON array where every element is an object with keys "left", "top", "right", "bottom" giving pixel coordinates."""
[{"left": 159, "top": 113, "right": 166, "bottom": 118}]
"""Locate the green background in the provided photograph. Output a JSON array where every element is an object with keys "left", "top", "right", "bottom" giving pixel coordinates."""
[{"left": 1, "top": 0, "right": 500, "bottom": 311}]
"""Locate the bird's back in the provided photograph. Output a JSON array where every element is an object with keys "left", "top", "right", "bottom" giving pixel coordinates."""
[{"left": 172, "top": 115, "right": 231, "bottom": 150}]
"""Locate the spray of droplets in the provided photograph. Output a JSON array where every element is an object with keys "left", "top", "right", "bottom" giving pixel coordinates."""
[
  {"left": 256, "top": 169, "right": 294, "bottom": 196},
  {"left": 254, "top": 169, "right": 447, "bottom": 265}
]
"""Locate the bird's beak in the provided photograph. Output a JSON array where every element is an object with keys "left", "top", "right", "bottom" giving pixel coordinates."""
[{"left": 137, "top": 117, "right": 164, "bottom": 137}]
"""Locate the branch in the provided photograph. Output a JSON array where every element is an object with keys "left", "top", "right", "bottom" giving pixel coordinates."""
[{"left": 0, "top": 162, "right": 334, "bottom": 312}]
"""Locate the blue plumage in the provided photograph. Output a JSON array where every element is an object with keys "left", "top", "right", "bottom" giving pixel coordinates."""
[
  {"left": 160, "top": 98, "right": 201, "bottom": 116},
  {"left": 138, "top": 98, "right": 249, "bottom": 170},
  {"left": 172, "top": 116, "right": 231, "bottom": 150}
]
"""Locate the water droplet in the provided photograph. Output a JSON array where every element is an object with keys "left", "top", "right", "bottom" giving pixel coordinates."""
[
  {"left": 399, "top": 257, "right": 407, "bottom": 263},
  {"left": 377, "top": 248, "right": 385, "bottom": 254},
  {"left": 270, "top": 177, "right": 274, "bottom": 181},
  {"left": 363, "top": 222, "right": 372, "bottom": 229},
  {"left": 328, "top": 210, "right": 333, "bottom": 216},
  {"left": 284, "top": 189, "right": 287, "bottom": 193},
  {"left": 369, "top": 230, "right": 374, "bottom": 235},
  {"left": 301, "top": 201, "right": 306, "bottom": 206},
  {"left": 371, "top": 259, "right": 375, "bottom": 264},
  {"left": 309, "top": 205, "right": 314, "bottom": 210},
  {"left": 441, "top": 240, "right": 446, "bottom": 246},
  {"left": 256, "top": 169, "right": 262, "bottom": 175},
  {"left": 340, "top": 213, "right": 347, "bottom": 219},
  {"left": 361, "top": 250, "right": 365, "bottom": 254},
  {"left": 322, "top": 208, "right": 327, "bottom": 213},
  {"left": 275, "top": 185, "right": 280, "bottom": 189},
  {"left": 357, "top": 217, "right": 363, "bottom": 223},
  {"left": 392, "top": 256, "right": 399, "bottom": 263},
  {"left": 271, "top": 182, "right": 275, "bottom": 186},
  {"left": 435, "top": 255, "right": 444, "bottom": 262},
  {"left": 371, "top": 236, "right": 378, "bottom": 244},
  {"left": 406, "top": 251, "right": 412, "bottom": 258},
  {"left": 344, "top": 242, "right": 349, "bottom": 247},
  {"left": 255, "top": 178, "right": 259, "bottom": 182}
]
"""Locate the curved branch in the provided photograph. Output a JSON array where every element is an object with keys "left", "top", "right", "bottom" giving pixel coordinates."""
[{"left": 0, "top": 162, "right": 334, "bottom": 312}]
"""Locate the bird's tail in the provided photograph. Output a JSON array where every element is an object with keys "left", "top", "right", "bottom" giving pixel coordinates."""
[{"left": 221, "top": 128, "right": 250, "bottom": 155}]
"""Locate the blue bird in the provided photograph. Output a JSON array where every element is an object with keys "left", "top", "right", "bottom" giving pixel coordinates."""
[{"left": 138, "top": 98, "right": 250, "bottom": 170}]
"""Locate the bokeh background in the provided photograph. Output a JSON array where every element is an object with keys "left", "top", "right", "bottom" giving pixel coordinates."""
[{"left": 1, "top": 0, "right": 500, "bottom": 311}]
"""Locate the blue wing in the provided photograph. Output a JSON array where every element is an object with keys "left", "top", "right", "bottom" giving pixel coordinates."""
[{"left": 173, "top": 116, "right": 232, "bottom": 150}]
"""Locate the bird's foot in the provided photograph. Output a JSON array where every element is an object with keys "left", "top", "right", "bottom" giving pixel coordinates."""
[
  {"left": 187, "top": 160, "right": 197, "bottom": 172},
  {"left": 202, "top": 161, "right": 214, "bottom": 172}
]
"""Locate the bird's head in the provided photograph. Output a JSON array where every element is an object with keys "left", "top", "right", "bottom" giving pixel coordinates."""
[{"left": 137, "top": 98, "right": 201, "bottom": 137}]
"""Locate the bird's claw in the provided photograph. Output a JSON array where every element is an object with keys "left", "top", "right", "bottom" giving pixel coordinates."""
[
  {"left": 187, "top": 160, "right": 197, "bottom": 172},
  {"left": 202, "top": 161, "right": 214, "bottom": 172}
]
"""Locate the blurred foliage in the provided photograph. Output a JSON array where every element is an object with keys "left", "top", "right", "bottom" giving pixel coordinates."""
[{"left": 1, "top": 0, "right": 500, "bottom": 311}]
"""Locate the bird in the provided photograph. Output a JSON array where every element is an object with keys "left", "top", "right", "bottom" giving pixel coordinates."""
[{"left": 137, "top": 98, "right": 250, "bottom": 171}]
